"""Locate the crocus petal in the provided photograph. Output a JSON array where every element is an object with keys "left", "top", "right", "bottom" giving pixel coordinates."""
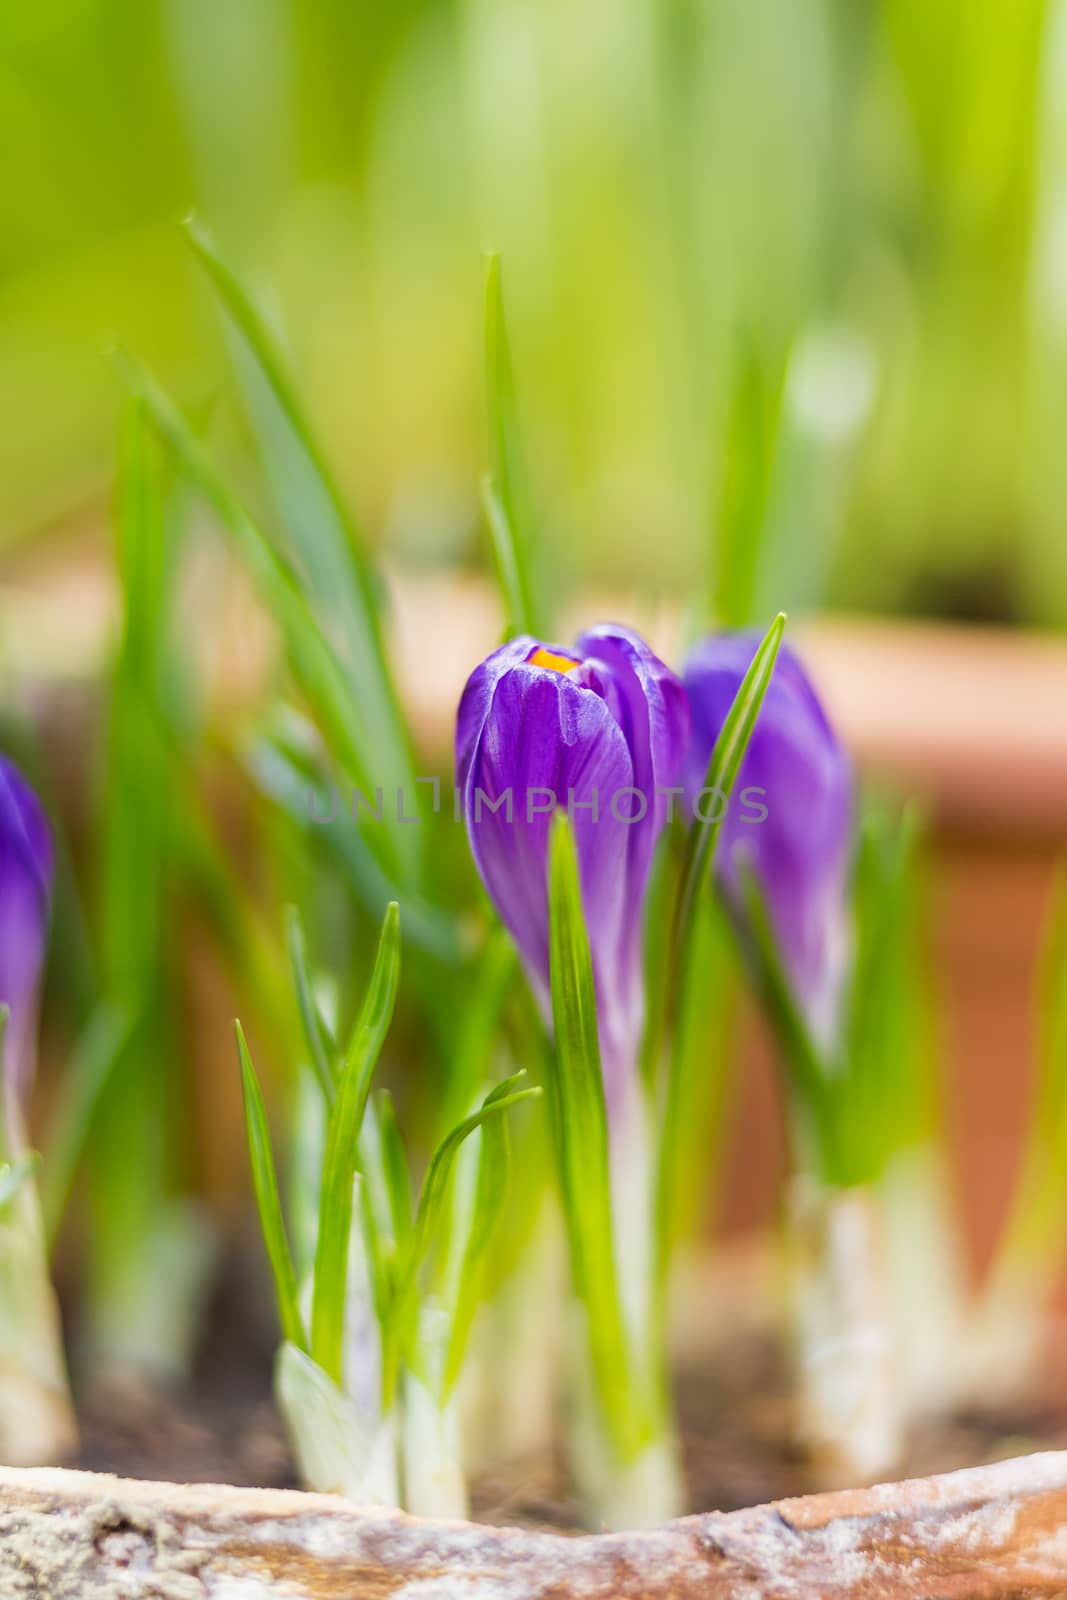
[
  {"left": 456, "top": 636, "right": 543, "bottom": 794},
  {"left": 575, "top": 624, "right": 691, "bottom": 988},
  {"left": 0, "top": 756, "right": 54, "bottom": 1118},
  {"left": 463, "top": 662, "right": 631, "bottom": 1016},
  {"left": 458, "top": 629, "right": 687, "bottom": 1108},
  {"left": 683, "top": 634, "right": 852, "bottom": 1054}
]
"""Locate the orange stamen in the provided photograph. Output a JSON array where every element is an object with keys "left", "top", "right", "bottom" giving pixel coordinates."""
[{"left": 529, "top": 647, "right": 578, "bottom": 675}]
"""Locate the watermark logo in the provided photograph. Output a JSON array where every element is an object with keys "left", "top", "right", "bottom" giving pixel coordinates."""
[{"left": 306, "top": 780, "right": 769, "bottom": 827}]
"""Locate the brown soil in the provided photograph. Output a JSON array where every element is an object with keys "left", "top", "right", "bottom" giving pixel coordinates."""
[
  {"left": 73, "top": 1245, "right": 293, "bottom": 1492},
  {"left": 70, "top": 1248, "right": 1067, "bottom": 1531}
]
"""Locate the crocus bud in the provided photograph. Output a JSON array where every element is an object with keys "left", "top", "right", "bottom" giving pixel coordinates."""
[
  {"left": 0, "top": 756, "right": 54, "bottom": 1133},
  {"left": 683, "top": 634, "right": 852, "bottom": 1054},
  {"left": 457, "top": 627, "right": 688, "bottom": 1104}
]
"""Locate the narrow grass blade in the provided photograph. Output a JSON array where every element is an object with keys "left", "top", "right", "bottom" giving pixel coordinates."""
[
  {"left": 408, "top": 1072, "right": 538, "bottom": 1285},
  {"left": 438, "top": 930, "right": 517, "bottom": 1131},
  {"left": 675, "top": 612, "right": 786, "bottom": 941},
  {"left": 484, "top": 253, "right": 541, "bottom": 636},
  {"left": 845, "top": 804, "right": 931, "bottom": 1177},
  {"left": 249, "top": 729, "right": 461, "bottom": 962},
  {"left": 712, "top": 336, "right": 784, "bottom": 629},
  {"left": 735, "top": 863, "right": 836, "bottom": 1175},
  {"left": 41, "top": 1004, "right": 133, "bottom": 1250},
  {"left": 236, "top": 1021, "right": 307, "bottom": 1351},
  {"left": 547, "top": 814, "right": 635, "bottom": 1456},
  {"left": 285, "top": 905, "right": 338, "bottom": 1105},
  {"left": 389, "top": 1074, "right": 539, "bottom": 1385},
  {"left": 375, "top": 1089, "right": 414, "bottom": 1250},
  {"left": 650, "top": 613, "right": 787, "bottom": 1245},
  {"left": 311, "top": 903, "right": 401, "bottom": 1383},
  {"left": 114, "top": 350, "right": 411, "bottom": 891},
  {"left": 653, "top": 895, "right": 736, "bottom": 1285},
  {"left": 182, "top": 218, "right": 418, "bottom": 882},
  {"left": 183, "top": 219, "right": 347, "bottom": 507},
  {"left": 443, "top": 1076, "right": 515, "bottom": 1394},
  {"left": 357, "top": 1089, "right": 413, "bottom": 1324},
  {"left": 481, "top": 475, "right": 535, "bottom": 641},
  {"left": 89, "top": 392, "right": 190, "bottom": 1373}
]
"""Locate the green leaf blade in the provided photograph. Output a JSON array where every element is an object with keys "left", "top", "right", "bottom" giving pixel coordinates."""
[
  {"left": 443, "top": 1081, "right": 513, "bottom": 1395},
  {"left": 484, "top": 253, "right": 541, "bottom": 638},
  {"left": 236, "top": 1021, "right": 307, "bottom": 1352},
  {"left": 182, "top": 218, "right": 419, "bottom": 884},
  {"left": 113, "top": 350, "right": 410, "bottom": 894},
  {"left": 677, "top": 610, "right": 786, "bottom": 935},
  {"left": 41, "top": 1004, "right": 134, "bottom": 1250},
  {"left": 311, "top": 902, "right": 402, "bottom": 1383},
  {"left": 409, "top": 1072, "right": 538, "bottom": 1279},
  {"left": 285, "top": 905, "right": 337, "bottom": 1106},
  {"left": 547, "top": 814, "right": 636, "bottom": 1457}
]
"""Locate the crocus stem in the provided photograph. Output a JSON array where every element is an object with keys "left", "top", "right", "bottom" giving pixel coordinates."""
[
  {"left": 461, "top": 1200, "right": 563, "bottom": 1475},
  {"left": 880, "top": 1143, "right": 967, "bottom": 1420},
  {"left": 964, "top": 1144, "right": 1067, "bottom": 1404},
  {"left": 567, "top": 1311, "right": 684, "bottom": 1530},
  {"left": 0, "top": 1173, "right": 76, "bottom": 1466},
  {"left": 275, "top": 1342, "right": 400, "bottom": 1505},
  {"left": 788, "top": 1177, "right": 900, "bottom": 1484},
  {"left": 568, "top": 1043, "right": 683, "bottom": 1529},
  {"left": 402, "top": 1308, "right": 468, "bottom": 1520}
]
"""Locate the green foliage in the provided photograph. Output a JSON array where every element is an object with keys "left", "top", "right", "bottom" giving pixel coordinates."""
[
  {"left": 239, "top": 895, "right": 539, "bottom": 1488},
  {"left": 547, "top": 813, "right": 639, "bottom": 1459},
  {"left": 483, "top": 254, "right": 543, "bottom": 639},
  {"left": 712, "top": 338, "right": 786, "bottom": 629},
  {"left": 236, "top": 1021, "right": 307, "bottom": 1353},
  {"left": 285, "top": 905, "right": 336, "bottom": 1107},
  {"left": 653, "top": 892, "right": 736, "bottom": 1271},
  {"left": 183, "top": 220, "right": 420, "bottom": 891},
  {"left": 392, "top": 1071, "right": 538, "bottom": 1394},
  {"left": 40, "top": 1005, "right": 133, "bottom": 1249},
  {"left": 738, "top": 801, "right": 933, "bottom": 1189},
  {"left": 442, "top": 1076, "right": 514, "bottom": 1394},
  {"left": 843, "top": 805, "right": 935, "bottom": 1169},
  {"left": 674, "top": 612, "right": 787, "bottom": 944},
  {"left": 647, "top": 610, "right": 788, "bottom": 1273},
  {"left": 115, "top": 353, "right": 416, "bottom": 899},
  {"left": 311, "top": 903, "right": 401, "bottom": 1382}
]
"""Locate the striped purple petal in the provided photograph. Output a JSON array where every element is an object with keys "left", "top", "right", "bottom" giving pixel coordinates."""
[
  {"left": 0, "top": 756, "right": 54, "bottom": 1122},
  {"left": 457, "top": 628, "right": 689, "bottom": 1106},
  {"left": 683, "top": 633, "right": 852, "bottom": 1054}
]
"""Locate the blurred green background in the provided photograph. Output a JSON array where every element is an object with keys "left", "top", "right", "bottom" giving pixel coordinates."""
[{"left": 1, "top": 0, "right": 1065, "bottom": 624}]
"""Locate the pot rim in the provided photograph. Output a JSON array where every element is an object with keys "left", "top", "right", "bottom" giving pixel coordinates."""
[{"left": 3, "top": 1449, "right": 1067, "bottom": 1596}]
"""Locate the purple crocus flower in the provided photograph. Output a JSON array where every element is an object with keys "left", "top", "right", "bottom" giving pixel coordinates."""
[
  {"left": 683, "top": 634, "right": 852, "bottom": 1054},
  {"left": 0, "top": 756, "right": 54, "bottom": 1130},
  {"left": 457, "top": 626, "right": 689, "bottom": 1105}
]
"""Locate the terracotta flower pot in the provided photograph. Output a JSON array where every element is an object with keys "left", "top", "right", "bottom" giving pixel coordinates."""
[
  {"left": 8, "top": 549, "right": 1067, "bottom": 1586},
  {"left": 3, "top": 1453, "right": 1067, "bottom": 1597}
]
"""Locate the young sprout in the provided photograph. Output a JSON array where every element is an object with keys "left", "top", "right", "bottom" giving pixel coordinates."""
[
  {"left": 0, "top": 757, "right": 76, "bottom": 1465},
  {"left": 456, "top": 619, "right": 783, "bottom": 1526},
  {"left": 457, "top": 626, "right": 689, "bottom": 1525},
  {"left": 683, "top": 634, "right": 943, "bottom": 1480},
  {"left": 238, "top": 902, "right": 539, "bottom": 1517}
]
